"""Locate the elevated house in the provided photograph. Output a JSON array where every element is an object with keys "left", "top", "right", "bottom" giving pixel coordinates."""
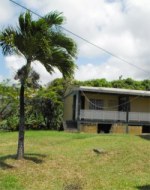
[{"left": 63, "top": 86, "right": 150, "bottom": 134}]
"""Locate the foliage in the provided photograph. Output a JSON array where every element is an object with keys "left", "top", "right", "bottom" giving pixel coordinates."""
[
  {"left": 141, "top": 79, "right": 150, "bottom": 90},
  {"left": 6, "top": 115, "right": 19, "bottom": 131},
  {"left": 74, "top": 77, "right": 150, "bottom": 90},
  {"left": 0, "top": 80, "right": 64, "bottom": 131},
  {"left": 34, "top": 80, "right": 65, "bottom": 130},
  {"left": 0, "top": 120, "right": 7, "bottom": 131},
  {"left": 111, "top": 78, "right": 144, "bottom": 90},
  {"left": 25, "top": 97, "right": 60, "bottom": 130},
  {"left": 74, "top": 78, "right": 112, "bottom": 87},
  {"left": 0, "top": 81, "right": 19, "bottom": 131}
]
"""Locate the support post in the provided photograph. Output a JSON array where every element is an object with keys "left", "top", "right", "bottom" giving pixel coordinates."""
[
  {"left": 126, "top": 96, "right": 129, "bottom": 134},
  {"left": 77, "top": 91, "right": 81, "bottom": 131}
]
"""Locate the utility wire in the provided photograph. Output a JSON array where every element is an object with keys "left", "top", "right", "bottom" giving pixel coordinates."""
[
  {"left": 10, "top": 0, "right": 150, "bottom": 76},
  {"left": 10, "top": 0, "right": 42, "bottom": 18}
]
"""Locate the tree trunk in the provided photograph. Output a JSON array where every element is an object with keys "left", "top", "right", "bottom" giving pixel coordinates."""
[
  {"left": 16, "top": 59, "right": 31, "bottom": 159},
  {"left": 17, "top": 82, "right": 25, "bottom": 159}
]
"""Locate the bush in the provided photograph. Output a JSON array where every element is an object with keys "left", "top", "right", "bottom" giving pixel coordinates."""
[
  {"left": 0, "top": 116, "right": 19, "bottom": 131},
  {"left": 6, "top": 115, "right": 19, "bottom": 131},
  {"left": 0, "top": 120, "right": 8, "bottom": 131}
]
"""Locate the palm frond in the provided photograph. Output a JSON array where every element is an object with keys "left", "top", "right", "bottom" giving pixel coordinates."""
[
  {"left": 0, "top": 27, "right": 19, "bottom": 56},
  {"left": 18, "top": 11, "right": 32, "bottom": 35},
  {"left": 42, "top": 62, "right": 54, "bottom": 74},
  {"left": 44, "top": 11, "right": 64, "bottom": 26},
  {"left": 18, "top": 13, "right": 25, "bottom": 33},
  {"left": 51, "top": 31, "right": 77, "bottom": 57},
  {"left": 24, "top": 11, "right": 32, "bottom": 34},
  {"left": 47, "top": 48, "right": 76, "bottom": 78}
]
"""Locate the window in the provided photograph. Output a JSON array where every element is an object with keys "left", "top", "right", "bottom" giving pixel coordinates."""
[
  {"left": 108, "top": 100, "right": 117, "bottom": 110},
  {"left": 89, "top": 99, "right": 104, "bottom": 110}
]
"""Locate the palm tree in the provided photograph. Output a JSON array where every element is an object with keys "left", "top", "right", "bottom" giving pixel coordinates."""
[{"left": 0, "top": 11, "right": 77, "bottom": 159}]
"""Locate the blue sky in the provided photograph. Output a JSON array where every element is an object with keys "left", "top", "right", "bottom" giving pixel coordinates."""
[
  {"left": 0, "top": 0, "right": 150, "bottom": 84},
  {"left": 0, "top": 51, "right": 7, "bottom": 75}
]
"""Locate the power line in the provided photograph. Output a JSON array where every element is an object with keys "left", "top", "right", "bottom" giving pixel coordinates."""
[
  {"left": 9, "top": 0, "right": 150, "bottom": 76},
  {"left": 10, "top": 0, "right": 42, "bottom": 18}
]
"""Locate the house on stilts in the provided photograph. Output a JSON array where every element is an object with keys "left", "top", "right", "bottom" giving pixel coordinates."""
[{"left": 63, "top": 86, "right": 150, "bottom": 134}]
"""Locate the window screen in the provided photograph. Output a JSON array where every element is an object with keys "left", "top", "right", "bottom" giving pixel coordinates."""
[{"left": 89, "top": 99, "right": 104, "bottom": 110}]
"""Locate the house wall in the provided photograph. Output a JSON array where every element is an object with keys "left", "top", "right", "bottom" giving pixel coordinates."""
[
  {"left": 111, "top": 123, "right": 142, "bottom": 135},
  {"left": 80, "top": 123, "right": 97, "bottom": 133},
  {"left": 84, "top": 93, "right": 118, "bottom": 111},
  {"left": 130, "top": 96, "right": 150, "bottom": 112},
  {"left": 128, "top": 126, "right": 142, "bottom": 135},
  {"left": 63, "top": 95, "right": 73, "bottom": 120},
  {"left": 83, "top": 93, "right": 150, "bottom": 113},
  {"left": 80, "top": 123, "right": 142, "bottom": 134}
]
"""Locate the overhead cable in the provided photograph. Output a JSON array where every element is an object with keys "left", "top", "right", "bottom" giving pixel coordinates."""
[{"left": 9, "top": 0, "right": 150, "bottom": 76}]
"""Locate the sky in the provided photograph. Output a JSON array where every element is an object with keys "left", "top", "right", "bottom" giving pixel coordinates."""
[{"left": 0, "top": 0, "right": 150, "bottom": 85}]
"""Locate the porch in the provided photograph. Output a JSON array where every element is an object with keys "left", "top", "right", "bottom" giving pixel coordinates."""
[{"left": 80, "top": 109, "right": 150, "bottom": 124}]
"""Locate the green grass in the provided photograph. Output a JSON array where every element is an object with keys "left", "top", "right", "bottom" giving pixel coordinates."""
[{"left": 0, "top": 131, "right": 149, "bottom": 190}]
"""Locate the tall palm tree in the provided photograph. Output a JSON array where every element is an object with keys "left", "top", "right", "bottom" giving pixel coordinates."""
[{"left": 0, "top": 11, "right": 77, "bottom": 159}]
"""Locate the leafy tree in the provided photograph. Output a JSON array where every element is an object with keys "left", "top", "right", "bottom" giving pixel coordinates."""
[
  {"left": 0, "top": 11, "right": 77, "bottom": 159},
  {"left": 0, "top": 81, "right": 18, "bottom": 119},
  {"left": 111, "top": 78, "right": 144, "bottom": 90},
  {"left": 73, "top": 78, "right": 150, "bottom": 90},
  {"left": 141, "top": 80, "right": 150, "bottom": 90},
  {"left": 0, "top": 81, "right": 19, "bottom": 131},
  {"left": 35, "top": 80, "right": 64, "bottom": 130}
]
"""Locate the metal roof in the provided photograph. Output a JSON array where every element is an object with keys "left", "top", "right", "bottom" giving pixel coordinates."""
[{"left": 73, "top": 86, "right": 150, "bottom": 97}]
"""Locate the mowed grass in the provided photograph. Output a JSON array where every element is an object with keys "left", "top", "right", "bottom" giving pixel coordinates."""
[{"left": 0, "top": 131, "right": 149, "bottom": 190}]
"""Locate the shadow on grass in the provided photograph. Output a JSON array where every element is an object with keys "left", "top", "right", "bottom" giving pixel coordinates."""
[
  {"left": 136, "top": 185, "right": 150, "bottom": 190},
  {"left": 0, "top": 153, "right": 46, "bottom": 170},
  {"left": 63, "top": 181, "right": 83, "bottom": 190},
  {"left": 138, "top": 135, "right": 150, "bottom": 141},
  {"left": 24, "top": 153, "right": 46, "bottom": 164}
]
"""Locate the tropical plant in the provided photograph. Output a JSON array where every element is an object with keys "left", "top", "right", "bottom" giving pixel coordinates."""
[
  {"left": 33, "top": 80, "right": 64, "bottom": 130},
  {"left": 0, "top": 11, "right": 77, "bottom": 159},
  {"left": 0, "top": 81, "right": 19, "bottom": 131}
]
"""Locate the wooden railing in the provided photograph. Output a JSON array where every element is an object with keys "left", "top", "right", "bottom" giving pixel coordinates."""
[
  {"left": 80, "top": 110, "right": 150, "bottom": 123},
  {"left": 129, "top": 112, "right": 150, "bottom": 122}
]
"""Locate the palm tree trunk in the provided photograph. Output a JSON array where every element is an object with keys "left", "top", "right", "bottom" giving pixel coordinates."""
[
  {"left": 17, "top": 82, "right": 25, "bottom": 159},
  {"left": 16, "top": 60, "right": 31, "bottom": 159}
]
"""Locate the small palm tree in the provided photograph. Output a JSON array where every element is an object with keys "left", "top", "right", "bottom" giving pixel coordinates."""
[{"left": 0, "top": 11, "right": 77, "bottom": 159}]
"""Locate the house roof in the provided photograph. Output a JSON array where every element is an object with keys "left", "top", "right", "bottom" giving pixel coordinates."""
[{"left": 72, "top": 86, "right": 150, "bottom": 97}]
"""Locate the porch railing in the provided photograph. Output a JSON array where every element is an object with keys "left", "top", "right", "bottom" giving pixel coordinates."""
[
  {"left": 129, "top": 112, "right": 150, "bottom": 122},
  {"left": 80, "top": 109, "right": 150, "bottom": 123}
]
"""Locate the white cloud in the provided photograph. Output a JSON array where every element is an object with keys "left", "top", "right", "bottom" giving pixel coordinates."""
[
  {"left": 0, "top": 1, "right": 14, "bottom": 25},
  {"left": 5, "top": 55, "right": 26, "bottom": 76},
  {"left": 30, "top": 0, "right": 150, "bottom": 67},
  {"left": 4, "top": 55, "right": 62, "bottom": 85},
  {"left": 4, "top": 53, "right": 149, "bottom": 85},
  {"left": 0, "top": 1, "right": 21, "bottom": 28},
  {"left": 75, "top": 56, "right": 150, "bottom": 81},
  {"left": 1, "top": 0, "right": 150, "bottom": 84}
]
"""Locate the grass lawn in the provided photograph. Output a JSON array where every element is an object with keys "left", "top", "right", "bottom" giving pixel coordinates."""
[{"left": 0, "top": 131, "right": 149, "bottom": 190}]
